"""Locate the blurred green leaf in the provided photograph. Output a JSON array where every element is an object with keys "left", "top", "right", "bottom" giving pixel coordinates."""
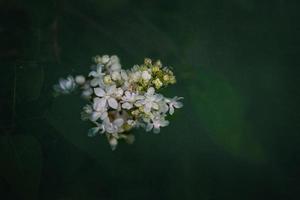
[
  {"left": 189, "top": 72, "right": 265, "bottom": 162},
  {"left": 0, "top": 134, "right": 42, "bottom": 200}
]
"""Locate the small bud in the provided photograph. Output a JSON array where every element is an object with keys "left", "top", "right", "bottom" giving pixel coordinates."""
[
  {"left": 109, "top": 137, "right": 118, "bottom": 151},
  {"left": 75, "top": 75, "right": 86, "bottom": 85},
  {"left": 111, "top": 71, "right": 121, "bottom": 81},
  {"left": 152, "top": 78, "right": 163, "bottom": 89},
  {"left": 144, "top": 58, "right": 152, "bottom": 65},
  {"left": 103, "top": 75, "right": 112, "bottom": 84},
  {"left": 102, "top": 55, "right": 110, "bottom": 64},
  {"left": 163, "top": 74, "right": 170, "bottom": 82},
  {"left": 169, "top": 76, "right": 176, "bottom": 84},
  {"left": 151, "top": 66, "right": 160, "bottom": 73},
  {"left": 131, "top": 109, "right": 140, "bottom": 116},
  {"left": 141, "top": 71, "right": 152, "bottom": 81},
  {"left": 110, "top": 55, "right": 120, "bottom": 64},
  {"left": 155, "top": 60, "right": 162, "bottom": 68},
  {"left": 93, "top": 55, "right": 102, "bottom": 64},
  {"left": 123, "top": 123, "right": 132, "bottom": 131}
]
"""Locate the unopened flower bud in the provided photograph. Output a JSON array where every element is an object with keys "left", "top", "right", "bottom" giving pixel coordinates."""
[
  {"left": 169, "top": 76, "right": 176, "bottom": 84},
  {"left": 151, "top": 66, "right": 160, "bottom": 73},
  {"left": 141, "top": 71, "right": 152, "bottom": 81},
  {"left": 163, "top": 74, "right": 170, "bottom": 82},
  {"left": 155, "top": 60, "right": 162, "bottom": 68},
  {"left": 144, "top": 58, "right": 152, "bottom": 65},
  {"left": 75, "top": 75, "right": 86, "bottom": 85},
  {"left": 109, "top": 137, "right": 118, "bottom": 151},
  {"left": 93, "top": 55, "right": 102, "bottom": 64},
  {"left": 103, "top": 75, "right": 112, "bottom": 84},
  {"left": 102, "top": 55, "right": 110, "bottom": 64},
  {"left": 152, "top": 78, "right": 163, "bottom": 89}
]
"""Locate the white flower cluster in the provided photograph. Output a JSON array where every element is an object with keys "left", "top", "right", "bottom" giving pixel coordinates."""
[{"left": 54, "top": 55, "right": 183, "bottom": 150}]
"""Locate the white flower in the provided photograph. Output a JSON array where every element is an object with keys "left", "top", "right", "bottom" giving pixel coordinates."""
[
  {"left": 53, "top": 75, "right": 76, "bottom": 94},
  {"left": 91, "top": 97, "right": 108, "bottom": 121},
  {"left": 121, "top": 91, "right": 138, "bottom": 109},
  {"left": 89, "top": 64, "right": 105, "bottom": 87},
  {"left": 141, "top": 70, "right": 151, "bottom": 81},
  {"left": 165, "top": 96, "right": 183, "bottom": 115},
  {"left": 93, "top": 85, "right": 120, "bottom": 109},
  {"left": 135, "top": 87, "right": 163, "bottom": 113},
  {"left": 145, "top": 114, "right": 169, "bottom": 134},
  {"left": 104, "top": 118, "right": 124, "bottom": 134}
]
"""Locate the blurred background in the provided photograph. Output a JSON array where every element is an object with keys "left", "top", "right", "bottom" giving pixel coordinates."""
[{"left": 0, "top": 0, "right": 299, "bottom": 199}]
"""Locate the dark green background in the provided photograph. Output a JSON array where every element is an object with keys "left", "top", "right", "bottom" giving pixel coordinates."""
[{"left": 0, "top": 0, "right": 299, "bottom": 199}]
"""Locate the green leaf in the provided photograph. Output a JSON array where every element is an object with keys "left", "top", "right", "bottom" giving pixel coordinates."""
[{"left": 0, "top": 134, "right": 42, "bottom": 200}]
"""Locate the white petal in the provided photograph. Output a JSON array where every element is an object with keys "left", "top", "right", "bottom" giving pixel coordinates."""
[
  {"left": 121, "top": 70, "right": 128, "bottom": 80},
  {"left": 122, "top": 102, "right": 133, "bottom": 110},
  {"left": 100, "top": 112, "right": 108, "bottom": 120},
  {"left": 90, "top": 78, "right": 99, "bottom": 87},
  {"left": 144, "top": 103, "right": 152, "bottom": 113},
  {"left": 111, "top": 63, "right": 121, "bottom": 71},
  {"left": 88, "top": 71, "right": 97, "bottom": 77},
  {"left": 153, "top": 127, "right": 160, "bottom": 134},
  {"left": 174, "top": 102, "right": 183, "bottom": 108},
  {"left": 169, "top": 106, "right": 175, "bottom": 115},
  {"left": 94, "top": 87, "right": 105, "bottom": 97},
  {"left": 160, "top": 120, "right": 169, "bottom": 127},
  {"left": 107, "top": 85, "right": 116, "bottom": 95},
  {"left": 114, "top": 118, "right": 124, "bottom": 127},
  {"left": 93, "top": 97, "right": 106, "bottom": 110},
  {"left": 88, "top": 127, "right": 100, "bottom": 137},
  {"left": 146, "top": 123, "right": 153, "bottom": 132},
  {"left": 152, "top": 103, "right": 159, "bottom": 110},
  {"left": 134, "top": 100, "right": 144, "bottom": 107},
  {"left": 91, "top": 112, "right": 101, "bottom": 121},
  {"left": 108, "top": 97, "right": 118, "bottom": 109}
]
